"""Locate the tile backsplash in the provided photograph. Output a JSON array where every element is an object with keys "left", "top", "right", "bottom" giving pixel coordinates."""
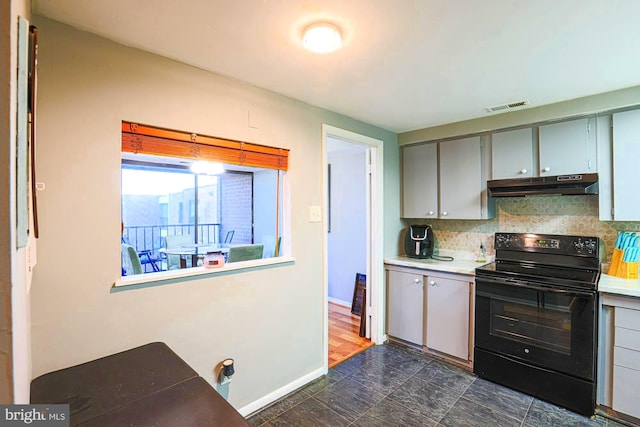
[{"left": 405, "top": 195, "right": 640, "bottom": 262}]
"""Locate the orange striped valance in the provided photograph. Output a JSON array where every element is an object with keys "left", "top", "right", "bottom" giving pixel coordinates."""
[{"left": 122, "top": 121, "right": 289, "bottom": 171}]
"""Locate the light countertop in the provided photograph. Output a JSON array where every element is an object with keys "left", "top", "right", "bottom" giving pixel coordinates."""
[
  {"left": 384, "top": 250, "right": 493, "bottom": 276},
  {"left": 598, "top": 273, "right": 640, "bottom": 299}
]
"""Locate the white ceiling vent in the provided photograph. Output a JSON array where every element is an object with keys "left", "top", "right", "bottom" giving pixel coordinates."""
[{"left": 485, "top": 99, "right": 531, "bottom": 113}]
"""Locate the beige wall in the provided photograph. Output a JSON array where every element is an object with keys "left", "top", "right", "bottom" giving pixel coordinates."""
[
  {"left": 399, "top": 86, "right": 640, "bottom": 144},
  {"left": 0, "top": 0, "right": 13, "bottom": 404},
  {"left": 29, "top": 17, "right": 398, "bottom": 411},
  {"left": 2, "top": 0, "right": 32, "bottom": 404}
]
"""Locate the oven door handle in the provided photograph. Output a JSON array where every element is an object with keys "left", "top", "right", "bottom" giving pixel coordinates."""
[{"left": 476, "top": 275, "right": 594, "bottom": 297}]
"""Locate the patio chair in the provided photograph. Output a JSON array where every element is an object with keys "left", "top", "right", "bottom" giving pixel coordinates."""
[
  {"left": 122, "top": 244, "right": 143, "bottom": 276},
  {"left": 163, "top": 234, "right": 193, "bottom": 270},
  {"left": 138, "top": 249, "right": 161, "bottom": 272},
  {"left": 261, "top": 235, "right": 276, "bottom": 258}
]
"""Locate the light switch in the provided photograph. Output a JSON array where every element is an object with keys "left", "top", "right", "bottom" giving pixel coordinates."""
[{"left": 309, "top": 206, "right": 322, "bottom": 223}]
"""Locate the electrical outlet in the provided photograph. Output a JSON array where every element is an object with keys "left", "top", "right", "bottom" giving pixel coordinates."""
[{"left": 309, "top": 206, "right": 322, "bottom": 223}]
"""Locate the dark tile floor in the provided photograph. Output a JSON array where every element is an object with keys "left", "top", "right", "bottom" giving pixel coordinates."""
[{"left": 247, "top": 342, "right": 628, "bottom": 427}]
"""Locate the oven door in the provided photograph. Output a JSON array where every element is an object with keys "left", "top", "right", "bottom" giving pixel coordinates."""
[{"left": 475, "top": 274, "right": 596, "bottom": 381}]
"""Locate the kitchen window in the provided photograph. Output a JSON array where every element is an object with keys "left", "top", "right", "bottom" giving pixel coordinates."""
[{"left": 119, "top": 121, "right": 289, "bottom": 282}]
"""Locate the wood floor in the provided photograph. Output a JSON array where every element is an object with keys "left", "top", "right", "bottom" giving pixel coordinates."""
[{"left": 328, "top": 302, "right": 374, "bottom": 368}]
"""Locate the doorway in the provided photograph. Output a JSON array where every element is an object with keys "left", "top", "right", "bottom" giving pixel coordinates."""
[{"left": 322, "top": 125, "right": 384, "bottom": 371}]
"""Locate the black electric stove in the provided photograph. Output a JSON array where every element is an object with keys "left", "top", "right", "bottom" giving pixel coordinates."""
[{"left": 474, "top": 232, "right": 601, "bottom": 417}]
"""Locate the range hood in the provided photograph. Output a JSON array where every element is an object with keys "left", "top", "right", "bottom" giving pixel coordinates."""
[{"left": 487, "top": 173, "right": 598, "bottom": 197}]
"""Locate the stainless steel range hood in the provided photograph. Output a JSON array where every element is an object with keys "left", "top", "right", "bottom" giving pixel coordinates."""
[{"left": 487, "top": 173, "right": 598, "bottom": 197}]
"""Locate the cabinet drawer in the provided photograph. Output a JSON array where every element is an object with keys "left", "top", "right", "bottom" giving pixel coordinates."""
[
  {"left": 614, "top": 346, "right": 640, "bottom": 371},
  {"left": 613, "top": 365, "right": 640, "bottom": 419},
  {"left": 615, "top": 327, "right": 640, "bottom": 352},
  {"left": 615, "top": 307, "right": 640, "bottom": 332}
]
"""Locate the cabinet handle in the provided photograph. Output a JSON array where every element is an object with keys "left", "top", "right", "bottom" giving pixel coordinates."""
[
  {"left": 414, "top": 278, "right": 421, "bottom": 284},
  {"left": 428, "top": 211, "right": 434, "bottom": 216},
  {"left": 442, "top": 211, "right": 448, "bottom": 216},
  {"left": 542, "top": 166, "right": 551, "bottom": 173},
  {"left": 519, "top": 168, "right": 528, "bottom": 174},
  {"left": 429, "top": 280, "right": 436, "bottom": 286}
]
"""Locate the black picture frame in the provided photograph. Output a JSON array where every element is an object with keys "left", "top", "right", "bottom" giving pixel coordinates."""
[
  {"left": 327, "top": 164, "right": 331, "bottom": 233},
  {"left": 28, "top": 24, "right": 38, "bottom": 238},
  {"left": 351, "top": 273, "right": 366, "bottom": 316}
]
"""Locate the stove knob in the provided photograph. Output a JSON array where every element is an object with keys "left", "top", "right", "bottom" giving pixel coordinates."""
[{"left": 496, "top": 234, "right": 511, "bottom": 248}]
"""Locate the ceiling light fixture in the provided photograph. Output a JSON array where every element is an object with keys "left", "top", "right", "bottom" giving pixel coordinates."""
[{"left": 302, "top": 22, "right": 342, "bottom": 53}]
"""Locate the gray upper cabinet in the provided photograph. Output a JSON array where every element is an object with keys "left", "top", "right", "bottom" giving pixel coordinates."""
[
  {"left": 611, "top": 110, "right": 640, "bottom": 221},
  {"left": 402, "top": 136, "right": 493, "bottom": 220},
  {"left": 402, "top": 143, "right": 438, "bottom": 218},
  {"left": 491, "top": 128, "right": 534, "bottom": 179},
  {"left": 440, "top": 136, "right": 483, "bottom": 219},
  {"left": 538, "top": 117, "right": 597, "bottom": 176}
]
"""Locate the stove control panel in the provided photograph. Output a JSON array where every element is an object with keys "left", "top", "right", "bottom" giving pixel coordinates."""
[
  {"left": 573, "top": 237, "right": 598, "bottom": 255},
  {"left": 494, "top": 233, "right": 599, "bottom": 258},
  {"left": 495, "top": 233, "right": 521, "bottom": 249},
  {"left": 524, "top": 237, "right": 560, "bottom": 249}
]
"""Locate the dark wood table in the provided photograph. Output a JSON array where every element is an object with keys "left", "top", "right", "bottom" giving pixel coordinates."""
[{"left": 31, "top": 342, "right": 249, "bottom": 426}]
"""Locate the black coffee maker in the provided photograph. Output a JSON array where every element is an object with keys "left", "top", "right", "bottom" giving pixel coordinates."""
[{"left": 404, "top": 224, "right": 434, "bottom": 259}]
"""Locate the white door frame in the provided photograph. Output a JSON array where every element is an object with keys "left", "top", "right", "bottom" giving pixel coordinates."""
[{"left": 322, "top": 124, "right": 385, "bottom": 372}]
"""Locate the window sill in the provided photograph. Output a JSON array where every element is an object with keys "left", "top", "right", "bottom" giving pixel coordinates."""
[{"left": 112, "top": 256, "right": 295, "bottom": 290}]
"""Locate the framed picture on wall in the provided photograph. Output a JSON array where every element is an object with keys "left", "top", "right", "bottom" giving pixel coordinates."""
[
  {"left": 327, "top": 164, "right": 331, "bottom": 233},
  {"left": 16, "top": 16, "right": 29, "bottom": 248},
  {"left": 15, "top": 17, "right": 39, "bottom": 249},
  {"left": 28, "top": 24, "right": 39, "bottom": 239}
]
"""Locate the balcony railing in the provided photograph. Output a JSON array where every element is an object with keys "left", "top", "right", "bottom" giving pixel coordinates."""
[{"left": 123, "top": 223, "right": 222, "bottom": 254}]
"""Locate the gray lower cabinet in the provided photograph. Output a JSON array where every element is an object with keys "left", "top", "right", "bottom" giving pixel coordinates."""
[
  {"left": 386, "top": 265, "right": 473, "bottom": 365},
  {"left": 598, "top": 293, "right": 640, "bottom": 421},
  {"left": 387, "top": 269, "right": 424, "bottom": 346},
  {"left": 612, "top": 307, "right": 640, "bottom": 419},
  {"left": 426, "top": 274, "right": 471, "bottom": 361}
]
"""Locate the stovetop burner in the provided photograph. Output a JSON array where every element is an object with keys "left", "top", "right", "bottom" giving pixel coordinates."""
[
  {"left": 476, "top": 260, "right": 600, "bottom": 291},
  {"left": 476, "top": 232, "right": 602, "bottom": 291}
]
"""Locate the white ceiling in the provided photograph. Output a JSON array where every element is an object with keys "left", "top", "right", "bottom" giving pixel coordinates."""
[{"left": 32, "top": 0, "right": 640, "bottom": 133}]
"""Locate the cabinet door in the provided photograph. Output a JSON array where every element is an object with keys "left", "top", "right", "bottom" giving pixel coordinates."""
[
  {"left": 612, "top": 110, "right": 640, "bottom": 221},
  {"left": 439, "top": 136, "right": 482, "bottom": 219},
  {"left": 613, "top": 307, "right": 640, "bottom": 418},
  {"left": 402, "top": 143, "right": 438, "bottom": 218},
  {"left": 426, "top": 276, "right": 470, "bottom": 360},
  {"left": 387, "top": 270, "right": 424, "bottom": 345},
  {"left": 491, "top": 128, "right": 533, "bottom": 179},
  {"left": 539, "top": 118, "right": 596, "bottom": 176},
  {"left": 613, "top": 365, "right": 640, "bottom": 419}
]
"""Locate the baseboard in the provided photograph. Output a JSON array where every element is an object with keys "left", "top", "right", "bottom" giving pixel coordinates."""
[
  {"left": 327, "top": 297, "right": 351, "bottom": 308},
  {"left": 238, "top": 367, "right": 325, "bottom": 417}
]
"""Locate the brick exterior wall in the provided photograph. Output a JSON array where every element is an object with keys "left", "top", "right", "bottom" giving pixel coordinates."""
[
  {"left": 122, "top": 171, "right": 253, "bottom": 249},
  {"left": 220, "top": 173, "right": 253, "bottom": 244}
]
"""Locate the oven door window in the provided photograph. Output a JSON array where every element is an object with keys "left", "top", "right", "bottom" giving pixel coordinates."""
[
  {"left": 475, "top": 279, "right": 595, "bottom": 381},
  {"left": 490, "top": 295, "right": 572, "bottom": 355}
]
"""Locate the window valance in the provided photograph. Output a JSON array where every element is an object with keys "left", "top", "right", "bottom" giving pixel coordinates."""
[{"left": 122, "top": 121, "right": 289, "bottom": 171}]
